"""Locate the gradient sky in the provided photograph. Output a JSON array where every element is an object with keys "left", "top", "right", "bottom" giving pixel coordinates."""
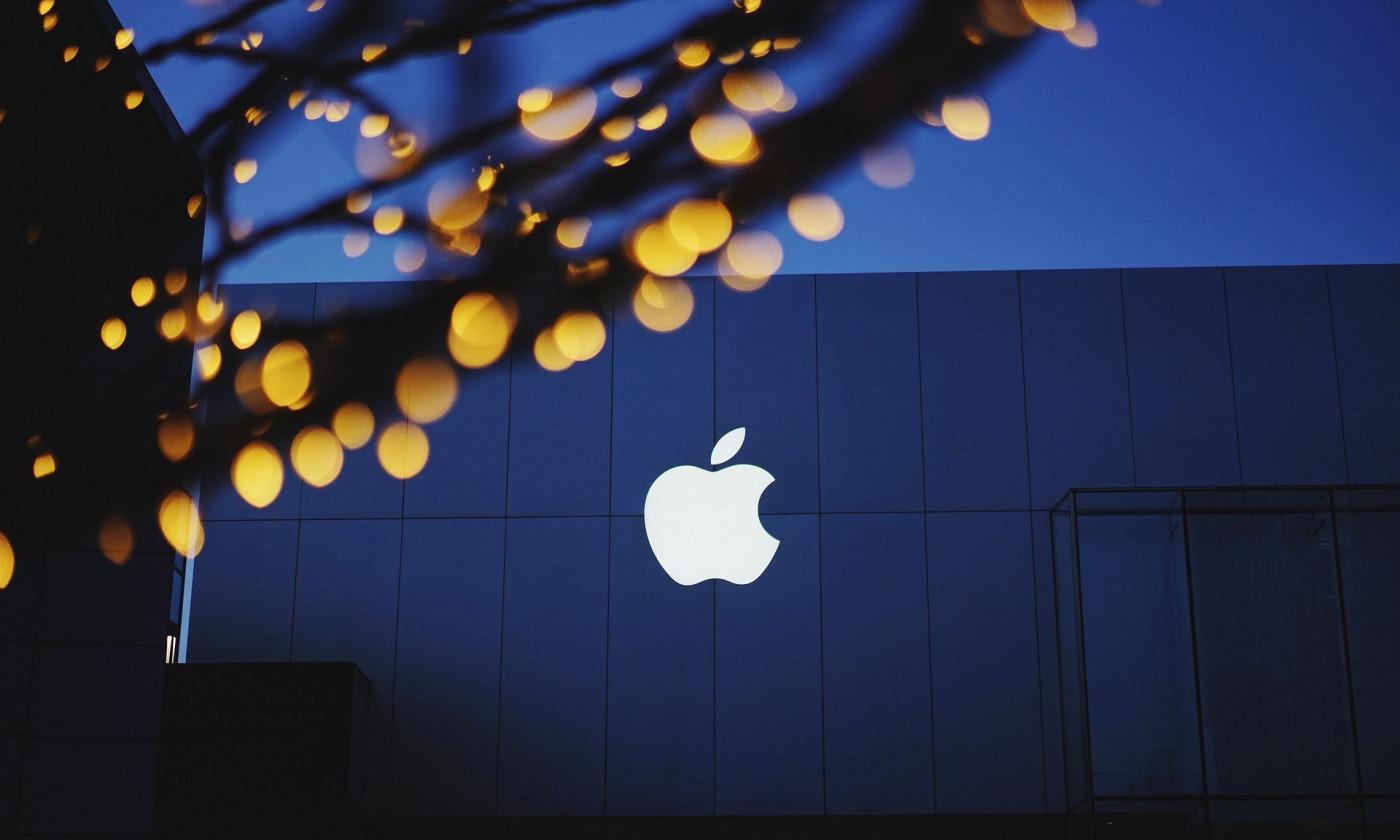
[{"left": 111, "top": 0, "right": 1400, "bottom": 284}]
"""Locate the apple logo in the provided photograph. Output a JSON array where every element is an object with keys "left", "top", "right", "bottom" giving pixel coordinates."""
[{"left": 644, "top": 427, "right": 779, "bottom": 585}]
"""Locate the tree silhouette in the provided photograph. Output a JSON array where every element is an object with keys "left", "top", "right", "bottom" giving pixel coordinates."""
[{"left": 0, "top": 0, "right": 1097, "bottom": 573}]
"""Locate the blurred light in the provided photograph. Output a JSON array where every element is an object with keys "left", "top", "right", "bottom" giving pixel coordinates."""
[
  {"left": 720, "top": 230, "right": 782, "bottom": 288},
  {"left": 159, "top": 309, "right": 188, "bottom": 341},
  {"left": 233, "top": 159, "right": 258, "bottom": 183},
  {"left": 630, "top": 220, "right": 697, "bottom": 276},
  {"left": 636, "top": 104, "right": 667, "bottom": 131},
  {"left": 346, "top": 191, "right": 372, "bottom": 213},
  {"left": 633, "top": 275, "right": 694, "bottom": 333},
  {"left": 197, "top": 292, "right": 224, "bottom": 325},
  {"left": 360, "top": 114, "right": 390, "bottom": 138},
  {"left": 735, "top": 0, "right": 762, "bottom": 11},
  {"left": 262, "top": 340, "right": 312, "bottom": 407},
  {"left": 230, "top": 310, "right": 262, "bottom": 349},
  {"left": 377, "top": 422, "right": 429, "bottom": 479},
  {"left": 288, "top": 90, "right": 308, "bottom": 109},
  {"left": 304, "top": 99, "right": 327, "bottom": 120},
  {"left": 722, "top": 69, "right": 784, "bottom": 112},
  {"left": 373, "top": 206, "right": 405, "bottom": 235},
  {"left": 195, "top": 31, "right": 216, "bottom": 47},
  {"left": 396, "top": 357, "right": 458, "bottom": 423},
  {"left": 63, "top": 45, "right": 78, "bottom": 62},
  {"left": 158, "top": 414, "right": 195, "bottom": 462},
  {"left": 197, "top": 344, "right": 222, "bottom": 380},
  {"left": 690, "top": 114, "right": 758, "bottom": 165},
  {"left": 457, "top": 38, "right": 472, "bottom": 54},
  {"left": 235, "top": 358, "right": 275, "bottom": 414},
  {"left": 99, "top": 516, "right": 133, "bottom": 566},
  {"left": 241, "top": 31, "right": 263, "bottom": 50},
  {"left": 125, "top": 91, "right": 145, "bottom": 110},
  {"left": 42, "top": 13, "right": 56, "bottom": 32},
  {"left": 232, "top": 441, "right": 284, "bottom": 508},
  {"left": 553, "top": 311, "right": 607, "bottom": 362},
  {"left": 601, "top": 116, "right": 635, "bottom": 141},
  {"left": 428, "top": 179, "right": 488, "bottom": 231},
  {"left": 131, "top": 277, "right": 155, "bottom": 307},
  {"left": 343, "top": 230, "right": 370, "bottom": 258},
  {"left": 942, "top": 95, "right": 991, "bottom": 140},
  {"left": 565, "top": 257, "right": 610, "bottom": 285},
  {"left": 0, "top": 533, "right": 14, "bottom": 590},
  {"left": 666, "top": 199, "right": 731, "bottom": 253},
  {"left": 187, "top": 194, "right": 206, "bottom": 218},
  {"left": 675, "top": 39, "right": 710, "bottom": 68},
  {"left": 115, "top": 28, "right": 134, "bottom": 49},
  {"left": 774, "top": 37, "right": 801, "bottom": 50},
  {"left": 1022, "top": 0, "right": 1076, "bottom": 31},
  {"left": 604, "top": 151, "right": 630, "bottom": 167},
  {"left": 32, "top": 453, "right": 55, "bottom": 479},
  {"left": 517, "top": 87, "right": 553, "bottom": 112},
  {"left": 159, "top": 490, "right": 205, "bottom": 556},
  {"left": 332, "top": 402, "right": 375, "bottom": 449},
  {"left": 165, "top": 268, "right": 189, "bottom": 295},
  {"left": 307, "top": 0, "right": 326, "bottom": 10},
  {"left": 1064, "top": 19, "right": 1097, "bottom": 47},
  {"left": 37, "top": 0, "right": 54, "bottom": 14},
  {"left": 787, "top": 193, "right": 844, "bottom": 241},
  {"left": 291, "top": 426, "right": 344, "bottom": 487},
  {"left": 532, "top": 328, "right": 573, "bottom": 372},
  {"left": 394, "top": 241, "right": 427, "bottom": 273},
  {"left": 448, "top": 293, "right": 515, "bottom": 368},
  {"left": 717, "top": 49, "right": 744, "bottom": 66},
  {"left": 101, "top": 317, "right": 127, "bottom": 349},
  {"left": 476, "top": 166, "right": 497, "bottom": 191},
  {"left": 751, "top": 39, "right": 773, "bottom": 57},
  {"left": 521, "top": 87, "right": 597, "bottom": 141},
  {"left": 94, "top": 55, "right": 112, "bottom": 72},
  {"left": 556, "top": 217, "right": 591, "bottom": 249},
  {"left": 979, "top": 0, "right": 1035, "bottom": 37},
  {"left": 611, "top": 76, "right": 642, "bottom": 98},
  {"left": 325, "top": 101, "right": 350, "bottom": 123},
  {"left": 861, "top": 144, "right": 915, "bottom": 188},
  {"left": 362, "top": 43, "right": 387, "bottom": 62}
]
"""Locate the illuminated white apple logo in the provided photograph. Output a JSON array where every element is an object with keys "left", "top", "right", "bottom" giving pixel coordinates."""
[{"left": 644, "top": 427, "right": 779, "bottom": 586}]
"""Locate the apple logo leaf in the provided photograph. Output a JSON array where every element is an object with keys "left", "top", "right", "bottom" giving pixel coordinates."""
[{"left": 710, "top": 427, "right": 746, "bottom": 466}]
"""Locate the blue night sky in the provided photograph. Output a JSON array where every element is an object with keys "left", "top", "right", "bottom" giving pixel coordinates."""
[{"left": 111, "top": 0, "right": 1400, "bottom": 284}]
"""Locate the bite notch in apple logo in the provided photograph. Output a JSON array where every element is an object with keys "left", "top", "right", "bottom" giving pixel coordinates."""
[{"left": 644, "top": 427, "right": 779, "bottom": 586}]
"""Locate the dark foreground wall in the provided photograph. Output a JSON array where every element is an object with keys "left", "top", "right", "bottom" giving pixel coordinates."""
[{"left": 186, "top": 266, "right": 1400, "bottom": 825}]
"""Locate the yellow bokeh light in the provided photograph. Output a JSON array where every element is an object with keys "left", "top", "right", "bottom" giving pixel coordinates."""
[
  {"left": 308, "top": 0, "right": 326, "bottom": 10},
  {"left": 291, "top": 426, "right": 344, "bottom": 488},
  {"left": 517, "top": 87, "right": 553, "bottom": 113},
  {"left": 362, "top": 43, "right": 387, "bottom": 62},
  {"left": 32, "top": 453, "right": 55, "bottom": 479},
  {"left": 553, "top": 311, "right": 607, "bottom": 362},
  {"left": 396, "top": 357, "right": 458, "bottom": 423},
  {"left": 0, "top": 532, "right": 11, "bottom": 590},
  {"left": 343, "top": 231, "right": 370, "bottom": 258},
  {"left": 377, "top": 422, "right": 429, "bottom": 479},
  {"left": 360, "top": 113, "right": 390, "bottom": 138},
  {"left": 187, "top": 194, "right": 206, "bottom": 218},
  {"left": 197, "top": 292, "right": 224, "bottom": 324},
  {"left": 42, "top": 13, "right": 56, "bottom": 32},
  {"left": 1064, "top": 19, "right": 1097, "bottom": 47},
  {"left": 457, "top": 38, "right": 472, "bottom": 54},
  {"left": 289, "top": 90, "right": 309, "bottom": 110},
  {"left": 101, "top": 317, "right": 127, "bottom": 350},
  {"left": 636, "top": 104, "right": 668, "bottom": 131},
  {"left": 942, "top": 95, "right": 991, "bottom": 141},
  {"left": 165, "top": 267, "right": 188, "bottom": 295},
  {"left": 63, "top": 45, "right": 78, "bottom": 62},
  {"left": 633, "top": 275, "right": 695, "bottom": 333},
  {"left": 427, "top": 179, "right": 489, "bottom": 231},
  {"left": 125, "top": 91, "right": 144, "bottom": 110},
  {"left": 611, "top": 76, "right": 642, "bottom": 98},
  {"left": 242, "top": 32, "right": 264, "bottom": 50},
  {"left": 131, "top": 277, "right": 155, "bottom": 307},
  {"left": 158, "top": 414, "right": 195, "bottom": 462},
  {"left": 666, "top": 199, "right": 732, "bottom": 253},
  {"left": 600, "top": 116, "right": 635, "bottom": 141},
  {"left": 99, "top": 516, "right": 133, "bottom": 566},
  {"left": 722, "top": 69, "right": 785, "bottom": 113},
  {"left": 262, "top": 340, "right": 312, "bottom": 407},
  {"left": 787, "top": 193, "right": 845, "bottom": 241},
  {"left": 235, "top": 357, "right": 274, "bottom": 414},
  {"left": 979, "top": 0, "right": 1036, "bottom": 37},
  {"left": 197, "top": 344, "right": 222, "bottom": 381},
  {"left": 373, "top": 206, "right": 405, "bottom": 235},
  {"left": 630, "top": 220, "right": 697, "bottom": 277},
  {"left": 304, "top": 99, "right": 328, "bottom": 120},
  {"left": 1022, "top": 0, "right": 1076, "bottom": 31},
  {"left": 159, "top": 308, "right": 187, "bottom": 341},
  {"left": 38, "top": 0, "right": 55, "bottom": 15},
  {"left": 325, "top": 100, "right": 350, "bottom": 123},
  {"left": 736, "top": 0, "right": 762, "bottom": 12},
  {"left": 861, "top": 144, "right": 916, "bottom": 188},
  {"left": 675, "top": 39, "right": 710, "bottom": 68},
  {"left": 332, "top": 402, "right": 375, "bottom": 449},
  {"left": 721, "top": 230, "right": 783, "bottom": 287},
  {"left": 159, "top": 490, "right": 205, "bottom": 556},
  {"left": 346, "top": 191, "right": 372, "bottom": 214},
  {"left": 230, "top": 310, "right": 262, "bottom": 349},
  {"left": 690, "top": 114, "right": 758, "bottom": 165},
  {"left": 521, "top": 87, "right": 597, "bottom": 141},
  {"left": 448, "top": 293, "right": 515, "bottom": 369},
  {"left": 115, "top": 28, "right": 134, "bottom": 49},
  {"left": 533, "top": 327, "right": 573, "bottom": 372},
  {"left": 604, "top": 151, "right": 631, "bottom": 168},
  {"left": 233, "top": 159, "right": 258, "bottom": 184},
  {"left": 556, "top": 217, "right": 591, "bottom": 249},
  {"left": 232, "top": 441, "right": 284, "bottom": 509}
]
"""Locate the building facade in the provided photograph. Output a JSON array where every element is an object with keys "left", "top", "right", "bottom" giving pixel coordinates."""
[{"left": 186, "top": 266, "right": 1400, "bottom": 832}]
